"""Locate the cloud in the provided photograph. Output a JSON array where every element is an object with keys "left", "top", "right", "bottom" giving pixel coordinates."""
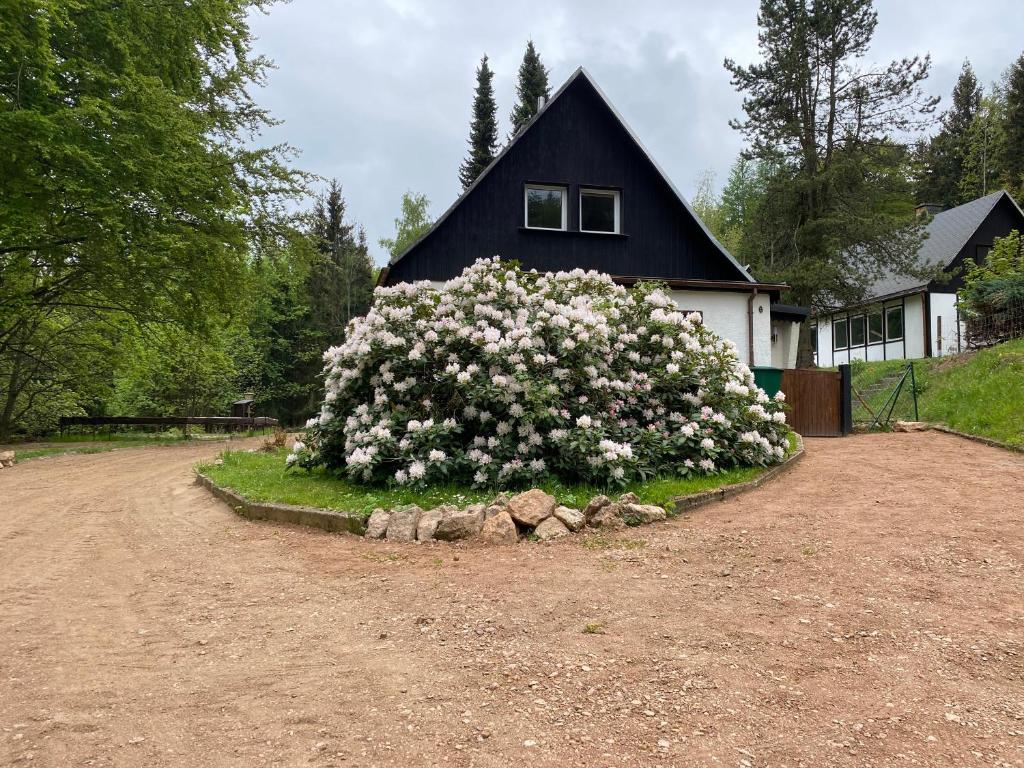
[{"left": 248, "top": 0, "right": 1022, "bottom": 265}]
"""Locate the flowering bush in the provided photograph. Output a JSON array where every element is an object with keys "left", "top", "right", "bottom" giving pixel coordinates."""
[{"left": 292, "top": 257, "right": 789, "bottom": 488}]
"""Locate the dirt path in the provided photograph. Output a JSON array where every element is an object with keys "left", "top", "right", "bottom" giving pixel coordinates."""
[{"left": 1, "top": 433, "right": 1022, "bottom": 767}]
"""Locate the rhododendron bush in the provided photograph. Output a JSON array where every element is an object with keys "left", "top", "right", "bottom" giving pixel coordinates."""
[{"left": 293, "top": 258, "right": 788, "bottom": 488}]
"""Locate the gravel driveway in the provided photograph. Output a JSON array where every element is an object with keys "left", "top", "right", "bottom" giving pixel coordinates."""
[{"left": 1, "top": 432, "right": 1022, "bottom": 767}]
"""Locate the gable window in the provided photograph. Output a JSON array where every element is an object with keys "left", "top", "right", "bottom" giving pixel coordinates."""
[
  {"left": 849, "top": 314, "right": 866, "bottom": 346},
  {"left": 524, "top": 185, "right": 567, "bottom": 230},
  {"left": 885, "top": 306, "right": 904, "bottom": 341},
  {"left": 833, "top": 317, "right": 849, "bottom": 350},
  {"left": 580, "top": 188, "right": 620, "bottom": 233},
  {"left": 868, "top": 311, "right": 883, "bottom": 344}
]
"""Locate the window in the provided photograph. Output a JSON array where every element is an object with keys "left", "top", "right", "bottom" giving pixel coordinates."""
[
  {"left": 849, "top": 314, "right": 866, "bottom": 346},
  {"left": 810, "top": 324, "right": 818, "bottom": 355},
  {"left": 524, "top": 185, "right": 566, "bottom": 230},
  {"left": 580, "top": 188, "right": 620, "bottom": 233},
  {"left": 868, "top": 311, "right": 883, "bottom": 344},
  {"left": 833, "top": 317, "right": 849, "bottom": 350},
  {"left": 885, "top": 306, "right": 904, "bottom": 341}
]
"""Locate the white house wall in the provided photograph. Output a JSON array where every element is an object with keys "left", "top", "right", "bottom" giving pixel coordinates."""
[
  {"left": 929, "top": 292, "right": 964, "bottom": 357},
  {"left": 669, "top": 289, "right": 772, "bottom": 367},
  {"left": 771, "top": 320, "right": 800, "bottom": 369}
]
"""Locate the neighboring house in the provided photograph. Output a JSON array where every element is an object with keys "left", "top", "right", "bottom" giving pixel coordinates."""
[
  {"left": 378, "top": 67, "right": 804, "bottom": 369},
  {"left": 812, "top": 190, "right": 1024, "bottom": 366}
]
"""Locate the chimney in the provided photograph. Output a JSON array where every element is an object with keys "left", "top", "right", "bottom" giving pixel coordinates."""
[
  {"left": 915, "top": 202, "right": 943, "bottom": 218},
  {"left": 536, "top": 95, "right": 546, "bottom": 112}
]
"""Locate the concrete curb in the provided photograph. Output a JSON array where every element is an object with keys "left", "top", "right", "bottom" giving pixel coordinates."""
[
  {"left": 194, "top": 472, "right": 367, "bottom": 536},
  {"left": 672, "top": 434, "right": 806, "bottom": 514},
  {"left": 930, "top": 425, "right": 1023, "bottom": 454}
]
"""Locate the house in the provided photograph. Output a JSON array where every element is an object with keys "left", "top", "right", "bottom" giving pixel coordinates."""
[
  {"left": 378, "top": 67, "right": 804, "bottom": 369},
  {"left": 812, "top": 190, "right": 1024, "bottom": 366}
]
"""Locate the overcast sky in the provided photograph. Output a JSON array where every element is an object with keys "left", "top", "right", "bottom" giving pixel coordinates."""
[{"left": 247, "top": 0, "right": 1023, "bottom": 265}]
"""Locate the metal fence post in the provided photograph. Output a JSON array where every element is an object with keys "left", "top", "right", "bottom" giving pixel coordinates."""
[{"left": 838, "top": 364, "right": 853, "bottom": 436}]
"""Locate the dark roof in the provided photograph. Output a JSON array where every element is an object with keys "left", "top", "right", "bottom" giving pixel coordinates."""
[
  {"left": 770, "top": 304, "right": 810, "bottom": 322},
  {"left": 382, "top": 67, "right": 760, "bottom": 286},
  {"left": 864, "top": 191, "right": 1023, "bottom": 301},
  {"left": 232, "top": 399, "right": 254, "bottom": 406}
]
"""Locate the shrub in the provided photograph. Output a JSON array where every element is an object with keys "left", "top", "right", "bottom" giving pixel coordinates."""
[{"left": 293, "top": 258, "right": 789, "bottom": 488}]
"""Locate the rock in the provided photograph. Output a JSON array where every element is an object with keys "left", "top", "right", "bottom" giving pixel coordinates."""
[
  {"left": 490, "top": 493, "right": 510, "bottom": 509},
  {"left": 894, "top": 420, "right": 929, "bottom": 432},
  {"left": 386, "top": 505, "right": 422, "bottom": 542},
  {"left": 416, "top": 507, "right": 446, "bottom": 541},
  {"left": 483, "top": 504, "right": 504, "bottom": 520},
  {"left": 621, "top": 503, "right": 667, "bottom": 525},
  {"left": 365, "top": 508, "right": 391, "bottom": 539},
  {"left": 478, "top": 510, "right": 519, "bottom": 545},
  {"left": 434, "top": 506, "right": 486, "bottom": 541},
  {"left": 589, "top": 503, "right": 625, "bottom": 529},
  {"left": 583, "top": 495, "right": 611, "bottom": 525},
  {"left": 618, "top": 492, "right": 640, "bottom": 505},
  {"left": 553, "top": 505, "right": 585, "bottom": 532},
  {"left": 534, "top": 516, "right": 570, "bottom": 541},
  {"left": 506, "top": 489, "right": 556, "bottom": 527}
]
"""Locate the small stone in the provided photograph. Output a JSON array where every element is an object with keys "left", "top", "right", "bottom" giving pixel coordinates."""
[
  {"left": 506, "top": 489, "right": 557, "bottom": 527},
  {"left": 621, "top": 503, "right": 667, "bottom": 525},
  {"left": 523, "top": 740, "right": 537, "bottom": 748},
  {"left": 589, "top": 503, "right": 625, "bottom": 529},
  {"left": 364, "top": 508, "right": 391, "bottom": 539},
  {"left": 435, "top": 506, "right": 486, "bottom": 541},
  {"left": 583, "top": 495, "right": 611, "bottom": 525},
  {"left": 385, "top": 505, "right": 422, "bottom": 542},
  {"left": 534, "top": 516, "right": 570, "bottom": 541},
  {"left": 552, "top": 505, "right": 585, "bottom": 532},
  {"left": 416, "top": 507, "right": 444, "bottom": 541},
  {"left": 618, "top": 492, "right": 640, "bottom": 504},
  {"left": 478, "top": 510, "right": 519, "bottom": 545}
]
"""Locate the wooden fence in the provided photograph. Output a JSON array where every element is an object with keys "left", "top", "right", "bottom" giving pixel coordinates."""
[
  {"left": 58, "top": 416, "right": 278, "bottom": 434},
  {"left": 781, "top": 365, "right": 852, "bottom": 437}
]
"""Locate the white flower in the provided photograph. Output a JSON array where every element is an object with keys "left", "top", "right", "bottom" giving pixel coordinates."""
[
  {"left": 428, "top": 449, "right": 447, "bottom": 462},
  {"left": 700, "top": 438, "right": 715, "bottom": 451},
  {"left": 291, "top": 440, "right": 306, "bottom": 453},
  {"left": 576, "top": 414, "right": 593, "bottom": 429},
  {"left": 666, "top": 363, "right": 679, "bottom": 374},
  {"left": 408, "top": 461, "right": 426, "bottom": 480}
]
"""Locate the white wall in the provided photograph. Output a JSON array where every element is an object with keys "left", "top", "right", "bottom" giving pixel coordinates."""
[
  {"left": 929, "top": 292, "right": 964, "bottom": 357},
  {"left": 771, "top": 320, "right": 801, "bottom": 369},
  {"left": 669, "top": 289, "right": 772, "bottom": 367}
]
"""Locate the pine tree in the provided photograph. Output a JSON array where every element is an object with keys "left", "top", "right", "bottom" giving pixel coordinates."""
[
  {"left": 724, "top": 0, "right": 938, "bottom": 365},
  {"left": 1003, "top": 53, "right": 1024, "bottom": 198},
  {"left": 917, "top": 61, "right": 982, "bottom": 206},
  {"left": 509, "top": 40, "right": 551, "bottom": 136},
  {"left": 459, "top": 55, "right": 499, "bottom": 190}
]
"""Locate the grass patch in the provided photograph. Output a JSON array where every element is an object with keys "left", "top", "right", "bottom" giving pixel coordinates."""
[
  {"left": 848, "top": 339, "right": 1024, "bottom": 446},
  {"left": 197, "top": 433, "right": 797, "bottom": 519}
]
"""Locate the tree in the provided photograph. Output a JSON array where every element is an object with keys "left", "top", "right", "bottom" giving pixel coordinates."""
[
  {"left": 1003, "top": 54, "right": 1024, "bottom": 197},
  {"left": 0, "top": 0, "right": 303, "bottom": 435},
  {"left": 509, "top": 40, "right": 550, "bottom": 136},
  {"left": 724, "top": 0, "right": 938, "bottom": 364},
  {"left": 917, "top": 60, "right": 983, "bottom": 206},
  {"left": 959, "top": 91, "right": 1008, "bottom": 200},
  {"left": 379, "top": 192, "right": 433, "bottom": 260},
  {"left": 459, "top": 55, "right": 499, "bottom": 190},
  {"left": 691, "top": 171, "right": 725, "bottom": 240}
]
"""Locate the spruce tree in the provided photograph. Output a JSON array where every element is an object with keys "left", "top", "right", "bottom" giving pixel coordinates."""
[
  {"left": 1003, "top": 53, "right": 1024, "bottom": 197},
  {"left": 917, "top": 60, "right": 982, "bottom": 206},
  {"left": 509, "top": 40, "right": 551, "bottom": 136},
  {"left": 458, "top": 55, "right": 499, "bottom": 190}
]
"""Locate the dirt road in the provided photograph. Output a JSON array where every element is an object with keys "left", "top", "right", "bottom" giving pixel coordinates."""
[{"left": 1, "top": 433, "right": 1023, "bottom": 767}]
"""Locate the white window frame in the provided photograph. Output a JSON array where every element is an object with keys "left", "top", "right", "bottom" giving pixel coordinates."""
[
  {"left": 524, "top": 184, "right": 567, "bottom": 231},
  {"left": 579, "top": 187, "right": 621, "bottom": 234}
]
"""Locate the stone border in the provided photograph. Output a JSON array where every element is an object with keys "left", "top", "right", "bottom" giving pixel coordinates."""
[
  {"left": 929, "top": 425, "right": 1024, "bottom": 454},
  {"left": 672, "top": 433, "right": 806, "bottom": 514},
  {"left": 195, "top": 435, "right": 805, "bottom": 540},
  {"left": 194, "top": 472, "right": 367, "bottom": 535}
]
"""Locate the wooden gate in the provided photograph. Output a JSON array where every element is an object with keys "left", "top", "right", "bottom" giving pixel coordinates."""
[{"left": 780, "top": 366, "right": 852, "bottom": 437}]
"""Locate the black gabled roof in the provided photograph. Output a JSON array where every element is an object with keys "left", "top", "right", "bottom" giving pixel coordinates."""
[{"left": 381, "top": 67, "right": 766, "bottom": 288}]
